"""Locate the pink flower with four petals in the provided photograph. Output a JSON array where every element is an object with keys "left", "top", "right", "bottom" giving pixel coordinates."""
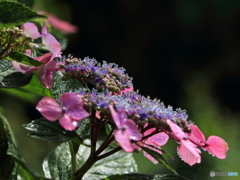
[
  {"left": 36, "top": 92, "right": 89, "bottom": 131},
  {"left": 109, "top": 105, "right": 143, "bottom": 152},
  {"left": 188, "top": 124, "right": 229, "bottom": 159},
  {"left": 166, "top": 120, "right": 229, "bottom": 166},
  {"left": 21, "top": 22, "right": 61, "bottom": 57},
  {"left": 138, "top": 127, "right": 169, "bottom": 164}
]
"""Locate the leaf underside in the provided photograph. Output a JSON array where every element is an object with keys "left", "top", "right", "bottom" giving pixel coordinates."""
[{"left": 0, "top": 1, "right": 46, "bottom": 27}]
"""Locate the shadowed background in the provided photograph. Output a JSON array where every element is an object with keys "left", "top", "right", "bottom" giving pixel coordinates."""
[{"left": 1, "top": 0, "right": 240, "bottom": 179}]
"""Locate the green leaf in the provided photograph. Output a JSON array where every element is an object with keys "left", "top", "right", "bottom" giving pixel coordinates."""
[
  {"left": 104, "top": 122, "right": 112, "bottom": 135},
  {"left": 18, "top": 0, "right": 34, "bottom": 7},
  {"left": 43, "top": 140, "right": 138, "bottom": 180},
  {"left": 40, "top": 119, "right": 91, "bottom": 179},
  {"left": 104, "top": 173, "right": 190, "bottom": 180},
  {"left": 76, "top": 118, "right": 91, "bottom": 141},
  {"left": 43, "top": 142, "right": 75, "bottom": 180},
  {"left": 23, "top": 117, "right": 90, "bottom": 144},
  {"left": 0, "top": 87, "right": 39, "bottom": 102},
  {"left": 0, "top": 112, "right": 18, "bottom": 180},
  {"left": 0, "top": 112, "right": 47, "bottom": 180},
  {"left": 6, "top": 52, "right": 43, "bottom": 66},
  {"left": 82, "top": 142, "right": 138, "bottom": 180},
  {"left": 141, "top": 146, "right": 178, "bottom": 175},
  {"left": 21, "top": 71, "right": 52, "bottom": 97},
  {"left": 23, "top": 118, "right": 71, "bottom": 143},
  {"left": 0, "top": 59, "right": 32, "bottom": 88},
  {"left": 52, "top": 71, "right": 83, "bottom": 100},
  {"left": 7, "top": 140, "right": 47, "bottom": 180},
  {"left": 0, "top": 1, "right": 46, "bottom": 28}
]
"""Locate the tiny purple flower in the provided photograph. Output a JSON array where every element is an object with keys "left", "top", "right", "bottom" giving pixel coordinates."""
[
  {"left": 109, "top": 105, "right": 143, "bottom": 152},
  {"left": 36, "top": 92, "right": 89, "bottom": 130}
]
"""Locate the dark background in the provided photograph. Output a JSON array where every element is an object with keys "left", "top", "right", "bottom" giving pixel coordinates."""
[{"left": 1, "top": 0, "right": 240, "bottom": 179}]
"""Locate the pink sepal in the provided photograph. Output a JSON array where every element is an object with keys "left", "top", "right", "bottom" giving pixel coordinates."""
[
  {"left": 178, "top": 141, "right": 201, "bottom": 166},
  {"left": 59, "top": 113, "right": 81, "bottom": 131},
  {"left": 21, "top": 22, "right": 40, "bottom": 39},
  {"left": 60, "top": 93, "right": 89, "bottom": 120},
  {"left": 36, "top": 97, "right": 62, "bottom": 121}
]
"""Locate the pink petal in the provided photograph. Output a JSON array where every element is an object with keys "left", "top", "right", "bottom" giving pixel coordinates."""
[
  {"left": 12, "top": 61, "right": 36, "bottom": 74},
  {"left": 114, "top": 129, "right": 134, "bottom": 152},
  {"left": 59, "top": 113, "right": 80, "bottom": 131},
  {"left": 141, "top": 129, "right": 168, "bottom": 164},
  {"left": 109, "top": 105, "right": 122, "bottom": 128},
  {"left": 95, "top": 111, "right": 101, "bottom": 119},
  {"left": 178, "top": 140, "right": 201, "bottom": 166},
  {"left": 147, "top": 132, "right": 169, "bottom": 146},
  {"left": 38, "top": 11, "right": 78, "bottom": 34},
  {"left": 36, "top": 97, "right": 62, "bottom": 121},
  {"left": 188, "top": 124, "right": 206, "bottom": 144},
  {"left": 21, "top": 22, "right": 40, "bottom": 39},
  {"left": 42, "top": 33, "right": 61, "bottom": 57},
  {"left": 133, "top": 143, "right": 142, "bottom": 151},
  {"left": 38, "top": 60, "right": 59, "bottom": 88},
  {"left": 25, "top": 49, "right": 32, "bottom": 56},
  {"left": 47, "top": 14, "right": 78, "bottom": 34},
  {"left": 124, "top": 120, "right": 143, "bottom": 141},
  {"left": 60, "top": 92, "right": 89, "bottom": 120},
  {"left": 143, "top": 145, "right": 162, "bottom": 164},
  {"left": 41, "top": 22, "right": 48, "bottom": 35},
  {"left": 166, "top": 119, "right": 186, "bottom": 140},
  {"left": 34, "top": 53, "right": 53, "bottom": 63},
  {"left": 204, "top": 136, "right": 229, "bottom": 159},
  {"left": 144, "top": 128, "right": 155, "bottom": 136}
]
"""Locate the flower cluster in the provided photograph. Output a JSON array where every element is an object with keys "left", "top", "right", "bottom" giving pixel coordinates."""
[
  {"left": 81, "top": 90, "right": 188, "bottom": 123},
  {"left": 58, "top": 56, "right": 133, "bottom": 94},
  {"left": 37, "top": 87, "right": 229, "bottom": 166}
]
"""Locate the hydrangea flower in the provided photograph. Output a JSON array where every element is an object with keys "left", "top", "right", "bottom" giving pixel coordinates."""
[
  {"left": 138, "top": 128, "right": 169, "bottom": 164},
  {"left": 12, "top": 52, "right": 59, "bottom": 88},
  {"left": 188, "top": 124, "right": 229, "bottom": 159},
  {"left": 166, "top": 120, "right": 229, "bottom": 166},
  {"left": 109, "top": 105, "right": 143, "bottom": 152},
  {"left": 36, "top": 92, "right": 89, "bottom": 130},
  {"left": 22, "top": 22, "right": 61, "bottom": 57},
  {"left": 167, "top": 120, "right": 201, "bottom": 166},
  {"left": 12, "top": 22, "right": 62, "bottom": 88}
]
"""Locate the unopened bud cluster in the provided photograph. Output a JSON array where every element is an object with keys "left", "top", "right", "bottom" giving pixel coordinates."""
[{"left": 0, "top": 27, "right": 32, "bottom": 57}]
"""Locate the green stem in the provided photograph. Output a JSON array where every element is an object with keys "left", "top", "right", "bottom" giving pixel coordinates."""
[
  {"left": 69, "top": 141, "right": 77, "bottom": 174},
  {"left": 95, "top": 129, "right": 114, "bottom": 155},
  {"left": 90, "top": 114, "right": 98, "bottom": 154},
  {"left": 72, "top": 151, "right": 96, "bottom": 180},
  {"left": 96, "top": 146, "right": 122, "bottom": 161}
]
